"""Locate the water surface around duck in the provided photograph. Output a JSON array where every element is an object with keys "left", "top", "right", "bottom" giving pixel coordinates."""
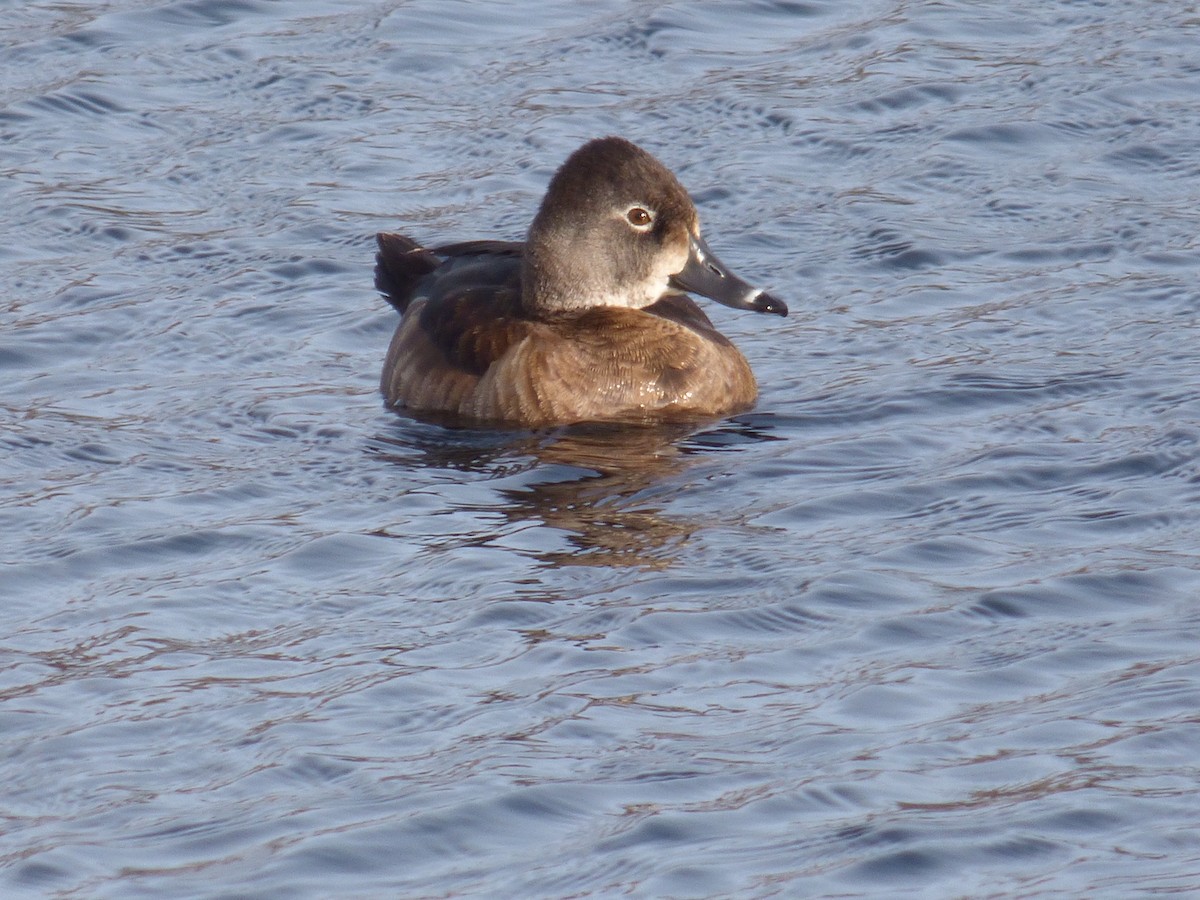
[{"left": 3, "top": 1, "right": 1200, "bottom": 896}]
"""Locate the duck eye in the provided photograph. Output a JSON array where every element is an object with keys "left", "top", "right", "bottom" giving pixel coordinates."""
[{"left": 626, "top": 207, "right": 653, "bottom": 229}]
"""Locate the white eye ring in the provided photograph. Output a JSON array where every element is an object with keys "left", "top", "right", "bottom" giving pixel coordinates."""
[{"left": 625, "top": 205, "right": 654, "bottom": 231}]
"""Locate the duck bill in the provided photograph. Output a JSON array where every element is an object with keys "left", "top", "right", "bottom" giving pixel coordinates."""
[{"left": 669, "top": 234, "right": 788, "bottom": 317}]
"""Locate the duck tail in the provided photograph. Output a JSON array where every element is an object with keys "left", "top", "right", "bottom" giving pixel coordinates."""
[{"left": 375, "top": 232, "right": 440, "bottom": 314}]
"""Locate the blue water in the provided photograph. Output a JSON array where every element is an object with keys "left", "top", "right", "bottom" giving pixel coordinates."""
[{"left": 3, "top": 1, "right": 1200, "bottom": 896}]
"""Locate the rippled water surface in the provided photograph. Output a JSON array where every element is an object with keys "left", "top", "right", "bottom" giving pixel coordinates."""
[{"left": 4, "top": 1, "right": 1200, "bottom": 896}]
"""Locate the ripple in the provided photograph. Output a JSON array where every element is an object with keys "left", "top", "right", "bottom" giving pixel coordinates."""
[{"left": 4, "top": 0, "right": 1200, "bottom": 897}]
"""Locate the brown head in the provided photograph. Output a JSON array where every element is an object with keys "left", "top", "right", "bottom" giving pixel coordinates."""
[{"left": 521, "top": 137, "right": 787, "bottom": 318}]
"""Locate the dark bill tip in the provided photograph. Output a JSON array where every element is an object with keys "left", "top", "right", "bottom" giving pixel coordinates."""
[{"left": 747, "top": 290, "right": 788, "bottom": 317}]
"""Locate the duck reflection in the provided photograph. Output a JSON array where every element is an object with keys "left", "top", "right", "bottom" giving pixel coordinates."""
[{"left": 370, "top": 415, "right": 780, "bottom": 569}]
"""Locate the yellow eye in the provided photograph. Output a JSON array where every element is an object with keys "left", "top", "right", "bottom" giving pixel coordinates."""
[{"left": 626, "top": 207, "right": 652, "bottom": 228}]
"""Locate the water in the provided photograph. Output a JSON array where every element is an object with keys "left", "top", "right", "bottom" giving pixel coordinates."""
[{"left": 3, "top": 0, "right": 1200, "bottom": 896}]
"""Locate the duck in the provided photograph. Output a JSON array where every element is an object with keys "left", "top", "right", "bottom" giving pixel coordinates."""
[{"left": 375, "top": 136, "right": 786, "bottom": 427}]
